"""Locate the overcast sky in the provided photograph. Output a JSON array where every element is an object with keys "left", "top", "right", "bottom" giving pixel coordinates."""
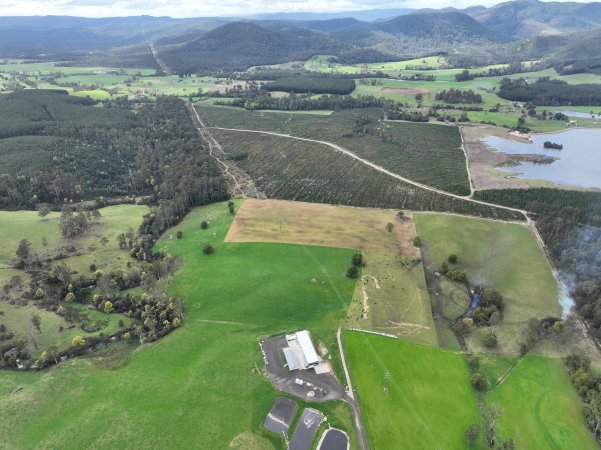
[{"left": 0, "top": 0, "right": 596, "bottom": 17}]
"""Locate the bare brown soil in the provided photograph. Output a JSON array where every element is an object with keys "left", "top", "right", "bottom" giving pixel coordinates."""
[
  {"left": 461, "top": 125, "right": 530, "bottom": 190},
  {"left": 380, "top": 87, "right": 430, "bottom": 95},
  {"left": 226, "top": 198, "right": 419, "bottom": 256}
]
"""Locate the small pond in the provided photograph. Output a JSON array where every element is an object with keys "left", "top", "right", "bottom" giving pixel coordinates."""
[{"left": 481, "top": 128, "right": 601, "bottom": 189}]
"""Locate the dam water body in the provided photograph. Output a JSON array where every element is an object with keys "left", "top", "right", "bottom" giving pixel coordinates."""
[{"left": 482, "top": 128, "right": 601, "bottom": 189}]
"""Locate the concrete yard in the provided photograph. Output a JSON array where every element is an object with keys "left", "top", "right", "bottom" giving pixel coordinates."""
[
  {"left": 260, "top": 336, "right": 344, "bottom": 402},
  {"left": 263, "top": 396, "right": 298, "bottom": 438},
  {"left": 289, "top": 408, "right": 324, "bottom": 450}
]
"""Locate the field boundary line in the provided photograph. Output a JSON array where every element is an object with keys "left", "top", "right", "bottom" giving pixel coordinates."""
[
  {"left": 338, "top": 328, "right": 369, "bottom": 450},
  {"left": 207, "top": 125, "right": 528, "bottom": 219},
  {"left": 338, "top": 328, "right": 355, "bottom": 398},
  {"left": 347, "top": 328, "right": 399, "bottom": 339}
]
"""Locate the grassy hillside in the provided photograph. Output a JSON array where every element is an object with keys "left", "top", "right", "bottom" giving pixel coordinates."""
[
  {"left": 486, "top": 356, "right": 598, "bottom": 449},
  {"left": 0, "top": 201, "right": 359, "bottom": 449},
  {"left": 346, "top": 252, "right": 437, "bottom": 346},
  {"left": 0, "top": 205, "right": 147, "bottom": 359},
  {"left": 344, "top": 331, "right": 481, "bottom": 449},
  {"left": 0, "top": 205, "right": 148, "bottom": 269},
  {"left": 415, "top": 213, "right": 560, "bottom": 352}
]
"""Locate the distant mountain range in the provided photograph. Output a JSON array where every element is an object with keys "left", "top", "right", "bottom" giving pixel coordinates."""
[{"left": 1, "top": 1, "right": 601, "bottom": 74}]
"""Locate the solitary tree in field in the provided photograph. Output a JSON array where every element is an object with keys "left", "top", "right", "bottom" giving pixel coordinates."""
[
  {"left": 117, "top": 233, "right": 127, "bottom": 249},
  {"left": 37, "top": 205, "right": 51, "bottom": 220},
  {"left": 413, "top": 236, "right": 422, "bottom": 247},
  {"left": 448, "top": 254, "right": 458, "bottom": 264},
  {"left": 386, "top": 222, "right": 394, "bottom": 233},
  {"left": 203, "top": 244, "right": 214, "bottom": 255},
  {"left": 126, "top": 227, "right": 135, "bottom": 248},
  {"left": 482, "top": 332, "right": 498, "bottom": 348},
  {"left": 100, "top": 236, "right": 109, "bottom": 247},
  {"left": 352, "top": 253, "right": 363, "bottom": 267},
  {"left": 346, "top": 266, "right": 358, "bottom": 279},
  {"left": 470, "top": 373, "right": 487, "bottom": 391},
  {"left": 200, "top": 221, "right": 208, "bottom": 229},
  {"left": 31, "top": 314, "right": 42, "bottom": 334},
  {"left": 16, "top": 239, "right": 31, "bottom": 262},
  {"left": 440, "top": 261, "right": 449, "bottom": 274},
  {"left": 103, "top": 300, "right": 114, "bottom": 314},
  {"left": 397, "top": 211, "right": 404, "bottom": 219}
]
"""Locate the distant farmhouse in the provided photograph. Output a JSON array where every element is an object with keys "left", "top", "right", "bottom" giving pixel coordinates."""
[{"left": 283, "top": 330, "right": 320, "bottom": 371}]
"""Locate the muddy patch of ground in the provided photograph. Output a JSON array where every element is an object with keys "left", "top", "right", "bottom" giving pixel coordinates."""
[
  {"left": 380, "top": 87, "right": 430, "bottom": 95},
  {"left": 461, "top": 125, "right": 531, "bottom": 190}
]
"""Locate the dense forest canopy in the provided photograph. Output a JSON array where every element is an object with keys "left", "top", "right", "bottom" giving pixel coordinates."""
[
  {"left": 264, "top": 77, "right": 356, "bottom": 95},
  {"left": 498, "top": 77, "right": 601, "bottom": 106},
  {"left": 0, "top": 91, "right": 227, "bottom": 211}
]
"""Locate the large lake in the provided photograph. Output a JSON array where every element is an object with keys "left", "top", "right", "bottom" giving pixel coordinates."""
[{"left": 481, "top": 128, "right": 601, "bottom": 189}]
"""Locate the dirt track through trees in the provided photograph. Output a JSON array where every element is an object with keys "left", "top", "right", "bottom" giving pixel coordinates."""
[{"left": 189, "top": 104, "right": 263, "bottom": 198}]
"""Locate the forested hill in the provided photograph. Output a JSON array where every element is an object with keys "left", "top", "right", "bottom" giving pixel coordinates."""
[
  {"left": 469, "top": 0, "right": 601, "bottom": 39},
  {"left": 159, "top": 22, "right": 350, "bottom": 73},
  {"left": 4, "top": 2, "right": 601, "bottom": 72},
  {"left": 160, "top": 12, "right": 504, "bottom": 73},
  {"left": 374, "top": 11, "right": 500, "bottom": 42}
]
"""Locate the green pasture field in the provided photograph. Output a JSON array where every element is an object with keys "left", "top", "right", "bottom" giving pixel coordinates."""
[
  {"left": 0, "top": 205, "right": 147, "bottom": 359},
  {"left": 0, "top": 299, "right": 134, "bottom": 359},
  {"left": 201, "top": 105, "right": 471, "bottom": 195},
  {"left": 486, "top": 356, "right": 598, "bottom": 449},
  {"left": 438, "top": 277, "right": 470, "bottom": 321},
  {"left": 346, "top": 252, "right": 437, "bottom": 346},
  {"left": 0, "top": 205, "right": 148, "bottom": 271},
  {"left": 474, "top": 352, "right": 518, "bottom": 389},
  {"left": 415, "top": 213, "right": 561, "bottom": 352},
  {"left": 304, "top": 55, "right": 447, "bottom": 74},
  {"left": 59, "top": 74, "right": 132, "bottom": 86},
  {"left": 72, "top": 89, "right": 112, "bottom": 100},
  {"left": 0, "top": 201, "right": 359, "bottom": 449},
  {"left": 344, "top": 331, "right": 482, "bottom": 450},
  {"left": 0, "top": 62, "right": 155, "bottom": 76}
]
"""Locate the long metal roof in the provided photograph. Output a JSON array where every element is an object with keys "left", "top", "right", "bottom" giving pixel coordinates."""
[
  {"left": 296, "top": 330, "right": 319, "bottom": 366},
  {"left": 283, "top": 347, "right": 299, "bottom": 370}
]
